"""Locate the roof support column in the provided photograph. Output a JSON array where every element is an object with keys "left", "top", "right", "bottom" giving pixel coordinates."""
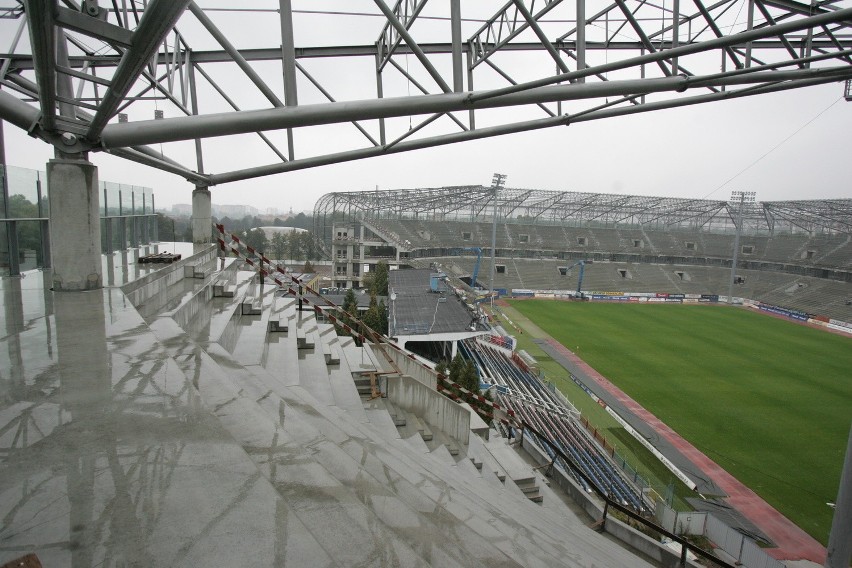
[
  {"left": 47, "top": 154, "right": 102, "bottom": 291},
  {"left": 671, "top": 0, "right": 680, "bottom": 74},
  {"left": 375, "top": 48, "right": 387, "bottom": 145},
  {"left": 577, "top": 0, "right": 586, "bottom": 83},
  {"left": 279, "top": 0, "right": 298, "bottom": 160},
  {"left": 192, "top": 186, "right": 212, "bottom": 244},
  {"left": 450, "top": 0, "right": 463, "bottom": 92}
]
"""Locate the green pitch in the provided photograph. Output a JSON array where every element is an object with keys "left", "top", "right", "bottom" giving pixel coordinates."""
[{"left": 506, "top": 300, "right": 852, "bottom": 545}]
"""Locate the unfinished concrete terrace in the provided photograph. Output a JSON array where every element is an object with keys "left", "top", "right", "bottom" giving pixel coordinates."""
[{"left": 0, "top": 243, "right": 681, "bottom": 568}]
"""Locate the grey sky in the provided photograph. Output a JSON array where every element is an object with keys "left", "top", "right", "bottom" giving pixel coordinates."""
[{"left": 2, "top": 1, "right": 851, "bottom": 212}]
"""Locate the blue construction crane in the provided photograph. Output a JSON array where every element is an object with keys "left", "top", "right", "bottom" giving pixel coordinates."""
[
  {"left": 566, "top": 260, "right": 592, "bottom": 298},
  {"left": 451, "top": 247, "right": 483, "bottom": 290}
]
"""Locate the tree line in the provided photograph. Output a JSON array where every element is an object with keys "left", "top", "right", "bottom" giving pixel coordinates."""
[{"left": 336, "top": 261, "right": 389, "bottom": 337}]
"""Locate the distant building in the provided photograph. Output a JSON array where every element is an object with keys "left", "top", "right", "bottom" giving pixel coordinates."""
[{"left": 257, "top": 226, "right": 308, "bottom": 240}]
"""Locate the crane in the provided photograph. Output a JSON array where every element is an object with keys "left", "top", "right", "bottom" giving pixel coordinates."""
[
  {"left": 451, "top": 247, "right": 484, "bottom": 290},
  {"left": 565, "top": 260, "right": 592, "bottom": 298}
]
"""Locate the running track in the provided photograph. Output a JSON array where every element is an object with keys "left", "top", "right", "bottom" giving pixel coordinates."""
[{"left": 544, "top": 338, "right": 827, "bottom": 563}]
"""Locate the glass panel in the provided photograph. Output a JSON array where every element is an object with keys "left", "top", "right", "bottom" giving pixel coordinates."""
[
  {"left": 5, "top": 166, "right": 41, "bottom": 219},
  {"left": 101, "top": 218, "right": 108, "bottom": 253},
  {"left": 0, "top": 221, "right": 10, "bottom": 276},
  {"left": 104, "top": 181, "right": 121, "bottom": 216},
  {"left": 111, "top": 218, "right": 124, "bottom": 251},
  {"left": 127, "top": 184, "right": 137, "bottom": 215},
  {"left": 16, "top": 220, "right": 43, "bottom": 269}
]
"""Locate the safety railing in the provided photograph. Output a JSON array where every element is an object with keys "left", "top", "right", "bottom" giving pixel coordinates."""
[{"left": 518, "top": 420, "right": 735, "bottom": 568}]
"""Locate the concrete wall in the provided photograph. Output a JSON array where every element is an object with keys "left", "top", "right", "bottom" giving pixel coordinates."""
[
  {"left": 379, "top": 346, "right": 438, "bottom": 390},
  {"left": 122, "top": 245, "right": 218, "bottom": 307},
  {"left": 170, "top": 285, "right": 214, "bottom": 331},
  {"left": 521, "top": 436, "right": 703, "bottom": 568},
  {"left": 387, "top": 375, "right": 471, "bottom": 446}
]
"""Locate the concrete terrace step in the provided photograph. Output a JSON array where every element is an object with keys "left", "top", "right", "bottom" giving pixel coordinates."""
[
  {"left": 229, "top": 285, "right": 277, "bottom": 367},
  {"left": 146, "top": 318, "right": 451, "bottom": 568},
  {"left": 295, "top": 321, "right": 315, "bottom": 350},
  {"left": 470, "top": 430, "right": 508, "bottom": 483},
  {"left": 259, "top": 366, "right": 650, "bottom": 568},
  {"left": 382, "top": 401, "right": 431, "bottom": 453},
  {"left": 220, "top": 340, "right": 604, "bottom": 564},
  {"left": 326, "top": 363, "right": 370, "bottom": 424},
  {"left": 267, "top": 294, "right": 295, "bottom": 332},
  {"left": 296, "top": 336, "right": 335, "bottom": 408},
  {"left": 240, "top": 281, "right": 263, "bottom": 315},
  {"left": 261, "top": 306, "right": 301, "bottom": 388},
  {"left": 137, "top": 273, "right": 654, "bottom": 567},
  {"left": 184, "top": 262, "right": 213, "bottom": 279},
  {"left": 361, "top": 396, "right": 405, "bottom": 438}
]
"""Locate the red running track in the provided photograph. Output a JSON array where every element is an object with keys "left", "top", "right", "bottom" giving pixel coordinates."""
[{"left": 545, "top": 338, "right": 827, "bottom": 563}]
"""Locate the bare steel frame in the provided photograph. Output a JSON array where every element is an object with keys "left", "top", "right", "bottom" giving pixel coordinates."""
[{"left": 0, "top": 0, "right": 851, "bottom": 188}]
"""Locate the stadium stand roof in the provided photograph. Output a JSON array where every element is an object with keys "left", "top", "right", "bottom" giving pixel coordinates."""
[{"left": 315, "top": 187, "right": 852, "bottom": 247}]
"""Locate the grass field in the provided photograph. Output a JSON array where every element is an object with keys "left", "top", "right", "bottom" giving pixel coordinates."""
[{"left": 505, "top": 300, "right": 852, "bottom": 545}]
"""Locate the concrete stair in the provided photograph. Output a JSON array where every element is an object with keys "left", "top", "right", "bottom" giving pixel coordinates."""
[{"left": 140, "top": 266, "right": 657, "bottom": 568}]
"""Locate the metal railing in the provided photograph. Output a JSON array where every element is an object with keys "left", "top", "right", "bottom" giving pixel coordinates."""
[{"left": 518, "top": 420, "right": 736, "bottom": 568}]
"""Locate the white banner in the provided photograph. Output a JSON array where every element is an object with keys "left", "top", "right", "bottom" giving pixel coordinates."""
[{"left": 605, "top": 407, "right": 698, "bottom": 491}]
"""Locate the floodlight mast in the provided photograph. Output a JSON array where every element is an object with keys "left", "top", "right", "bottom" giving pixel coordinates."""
[
  {"left": 490, "top": 173, "right": 507, "bottom": 295},
  {"left": 727, "top": 191, "right": 756, "bottom": 304}
]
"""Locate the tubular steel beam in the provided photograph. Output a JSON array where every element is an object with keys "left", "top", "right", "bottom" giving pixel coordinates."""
[
  {"left": 576, "top": 0, "right": 586, "bottom": 83},
  {"left": 205, "top": 70, "right": 846, "bottom": 187},
  {"left": 471, "top": 0, "right": 566, "bottom": 69},
  {"left": 451, "top": 0, "right": 463, "bottom": 92},
  {"left": 188, "top": 2, "right": 283, "bottom": 108},
  {"left": 22, "top": 0, "right": 58, "bottom": 132},
  {"left": 0, "top": 86, "right": 41, "bottom": 132},
  {"left": 377, "top": 0, "right": 430, "bottom": 70},
  {"left": 511, "top": 0, "right": 571, "bottom": 74},
  {"left": 6, "top": 38, "right": 852, "bottom": 71},
  {"left": 106, "top": 146, "right": 209, "bottom": 184},
  {"left": 85, "top": 0, "right": 191, "bottom": 140},
  {"left": 207, "top": 113, "right": 571, "bottom": 184},
  {"left": 373, "top": 0, "right": 452, "bottom": 93},
  {"left": 54, "top": 6, "right": 134, "bottom": 47},
  {"left": 692, "top": 0, "right": 744, "bottom": 69},
  {"left": 467, "top": 6, "right": 852, "bottom": 102},
  {"left": 101, "top": 75, "right": 686, "bottom": 148},
  {"left": 613, "top": 0, "right": 673, "bottom": 76},
  {"left": 101, "top": 65, "right": 852, "bottom": 150},
  {"left": 296, "top": 61, "right": 379, "bottom": 146},
  {"left": 192, "top": 62, "right": 288, "bottom": 162},
  {"left": 279, "top": 0, "right": 297, "bottom": 160}
]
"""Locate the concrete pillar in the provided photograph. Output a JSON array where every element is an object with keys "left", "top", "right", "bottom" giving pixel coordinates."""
[
  {"left": 47, "top": 157, "right": 101, "bottom": 291},
  {"left": 191, "top": 187, "right": 211, "bottom": 244},
  {"left": 826, "top": 425, "right": 852, "bottom": 568}
]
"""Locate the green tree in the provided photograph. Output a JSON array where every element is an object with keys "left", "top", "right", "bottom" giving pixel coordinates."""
[
  {"left": 156, "top": 213, "right": 176, "bottom": 241},
  {"left": 270, "top": 232, "right": 288, "bottom": 260},
  {"left": 448, "top": 352, "right": 465, "bottom": 384},
  {"left": 366, "top": 260, "right": 390, "bottom": 296},
  {"left": 7, "top": 195, "right": 42, "bottom": 263},
  {"left": 361, "top": 291, "right": 389, "bottom": 335},
  {"left": 435, "top": 360, "right": 448, "bottom": 377},
  {"left": 243, "top": 228, "right": 268, "bottom": 254},
  {"left": 376, "top": 298, "right": 388, "bottom": 335},
  {"left": 303, "top": 260, "right": 315, "bottom": 273},
  {"left": 335, "top": 287, "right": 360, "bottom": 340}
]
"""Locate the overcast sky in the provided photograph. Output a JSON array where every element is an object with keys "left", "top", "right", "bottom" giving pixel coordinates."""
[{"left": 2, "top": 1, "right": 850, "bottom": 213}]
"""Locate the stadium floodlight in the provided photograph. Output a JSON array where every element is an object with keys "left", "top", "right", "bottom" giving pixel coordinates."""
[
  {"left": 490, "top": 173, "right": 508, "bottom": 294},
  {"left": 728, "top": 191, "right": 756, "bottom": 304}
]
